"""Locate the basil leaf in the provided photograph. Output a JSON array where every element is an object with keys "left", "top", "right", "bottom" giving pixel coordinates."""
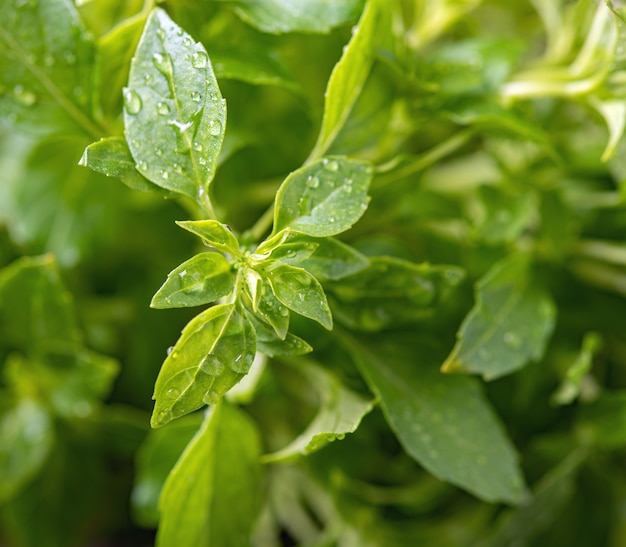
[
  {"left": 265, "top": 264, "right": 333, "bottom": 330},
  {"left": 442, "top": 253, "right": 556, "bottom": 380},
  {"left": 273, "top": 157, "right": 372, "bottom": 237},
  {"left": 124, "top": 8, "right": 226, "bottom": 208},
  {"left": 157, "top": 402, "right": 262, "bottom": 547},
  {"left": 151, "top": 253, "right": 235, "bottom": 309},
  {"left": 151, "top": 303, "right": 257, "bottom": 427},
  {"left": 176, "top": 220, "right": 241, "bottom": 256}
]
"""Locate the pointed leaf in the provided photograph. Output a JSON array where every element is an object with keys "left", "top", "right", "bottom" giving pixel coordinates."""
[
  {"left": 157, "top": 402, "right": 262, "bottom": 547},
  {"left": 176, "top": 220, "right": 240, "bottom": 256},
  {"left": 346, "top": 334, "right": 527, "bottom": 504},
  {"left": 442, "top": 254, "right": 556, "bottom": 380},
  {"left": 266, "top": 264, "right": 333, "bottom": 330},
  {"left": 300, "top": 237, "right": 369, "bottom": 280},
  {"left": 151, "top": 304, "right": 257, "bottom": 427},
  {"left": 263, "top": 360, "right": 374, "bottom": 462},
  {"left": 151, "top": 253, "right": 235, "bottom": 309},
  {"left": 124, "top": 8, "right": 226, "bottom": 206},
  {"left": 273, "top": 157, "right": 372, "bottom": 237}
]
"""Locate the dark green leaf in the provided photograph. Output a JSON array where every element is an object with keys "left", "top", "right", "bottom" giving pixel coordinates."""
[
  {"left": 79, "top": 136, "right": 170, "bottom": 194},
  {"left": 0, "top": 397, "right": 53, "bottom": 501},
  {"left": 132, "top": 413, "right": 203, "bottom": 527},
  {"left": 346, "top": 334, "right": 527, "bottom": 504},
  {"left": 124, "top": 8, "right": 226, "bottom": 208},
  {"left": 273, "top": 157, "right": 372, "bottom": 237},
  {"left": 328, "top": 256, "right": 465, "bottom": 331},
  {"left": 263, "top": 360, "right": 374, "bottom": 462},
  {"left": 0, "top": 0, "right": 102, "bottom": 137},
  {"left": 151, "top": 252, "right": 235, "bottom": 309},
  {"left": 176, "top": 219, "right": 241, "bottom": 256},
  {"left": 266, "top": 264, "right": 333, "bottom": 330},
  {"left": 216, "top": 0, "right": 365, "bottom": 34},
  {"left": 157, "top": 402, "right": 262, "bottom": 547},
  {"left": 151, "top": 303, "right": 257, "bottom": 427},
  {"left": 442, "top": 254, "right": 556, "bottom": 380}
]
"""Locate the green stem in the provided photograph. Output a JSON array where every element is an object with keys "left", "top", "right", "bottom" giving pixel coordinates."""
[{"left": 243, "top": 204, "right": 275, "bottom": 244}]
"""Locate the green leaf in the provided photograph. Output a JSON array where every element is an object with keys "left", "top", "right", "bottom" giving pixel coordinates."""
[
  {"left": 176, "top": 219, "right": 241, "bottom": 256},
  {"left": 150, "top": 252, "right": 235, "bottom": 309},
  {"left": 254, "top": 284, "right": 290, "bottom": 339},
  {"left": 327, "top": 256, "right": 465, "bottom": 331},
  {"left": 157, "top": 402, "right": 262, "bottom": 547},
  {"left": 216, "top": 0, "right": 365, "bottom": 34},
  {"left": 151, "top": 303, "right": 257, "bottom": 427},
  {"left": 0, "top": 255, "right": 79, "bottom": 355},
  {"left": 124, "top": 8, "right": 226, "bottom": 208},
  {"left": 79, "top": 136, "right": 170, "bottom": 194},
  {"left": 273, "top": 157, "right": 372, "bottom": 237},
  {"left": 132, "top": 413, "right": 203, "bottom": 527},
  {"left": 300, "top": 237, "right": 369, "bottom": 280},
  {"left": 0, "top": 0, "right": 102, "bottom": 137},
  {"left": 265, "top": 264, "right": 333, "bottom": 330},
  {"left": 442, "top": 254, "right": 556, "bottom": 380},
  {"left": 346, "top": 334, "right": 527, "bottom": 504},
  {"left": 263, "top": 360, "right": 374, "bottom": 462},
  {"left": 308, "top": 0, "right": 387, "bottom": 159},
  {"left": 0, "top": 397, "right": 53, "bottom": 501}
]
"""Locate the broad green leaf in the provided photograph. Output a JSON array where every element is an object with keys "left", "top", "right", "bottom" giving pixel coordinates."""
[
  {"left": 263, "top": 360, "right": 374, "bottom": 462},
  {"left": 0, "top": 397, "right": 53, "bottom": 501},
  {"left": 442, "top": 254, "right": 556, "bottom": 380},
  {"left": 150, "top": 252, "right": 235, "bottom": 309},
  {"left": 346, "top": 334, "right": 527, "bottom": 504},
  {"left": 308, "top": 0, "right": 387, "bottom": 160},
  {"left": 300, "top": 237, "right": 369, "bottom": 280},
  {"left": 0, "top": 255, "right": 79, "bottom": 355},
  {"left": 132, "top": 413, "right": 203, "bottom": 527},
  {"left": 79, "top": 136, "right": 170, "bottom": 194},
  {"left": 176, "top": 219, "right": 241, "bottom": 256},
  {"left": 124, "top": 8, "right": 226, "bottom": 208},
  {"left": 216, "top": 0, "right": 365, "bottom": 35},
  {"left": 273, "top": 157, "right": 372, "bottom": 237},
  {"left": 551, "top": 332, "right": 602, "bottom": 406},
  {"left": 157, "top": 402, "right": 262, "bottom": 547},
  {"left": 151, "top": 303, "right": 257, "bottom": 427},
  {"left": 266, "top": 264, "right": 333, "bottom": 330},
  {"left": 327, "top": 257, "right": 465, "bottom": 331},
  {"left": 0, "top": 0, "right": 102, "bottom": 137}
]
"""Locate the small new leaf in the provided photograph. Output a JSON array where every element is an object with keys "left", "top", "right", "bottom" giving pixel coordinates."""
[
  {"left": 442, "top": 254, "right": 556, "bottom": 380},
  {"left": 266, "top": 264, "right": 333, "bottom": 330},
  {"left": 124, "top": 8, "right": 226, "bottom": 208},
  {"left": 176, "top": 220, "right": 240, "bottom": 256},
  {"left": 151, "top": 304, "right": 256, "bottom": 427},
  {"left": 273, "top": 157, "right": 372, "bottom": 237},
  {"left": 151, "top": 253, "right": 235, "bottom": 309}
]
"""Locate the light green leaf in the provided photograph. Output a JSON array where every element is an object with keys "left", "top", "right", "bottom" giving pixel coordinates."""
[
  {"left": 327, "top": 256, "right": 465, "bottom": 331},
  {"left": 0, "top": 397, "right": 53, "bottom": 501},
  {"left": 308, "top": 0, "right": 387, "bottom": 160},
  {"left": 0, "top": 254, "right": 79, "bottom": 355},
  {"left": 346, "top": 334, "right": 527, "bottom": 504},
  {"left": 216, "top": 0, "right": 365, "bottom": 35},
  {"left": 132, "top": 413, "right": 203, "bottom": 527},
  {"left": 263, "top": 360, "right": 374, "bottom": 462},
  {"left": 266, "top": 264, "right": 333, "bottom": 330},
  {"left": 124, "top": 8, "right": 226, "bottom": 209},
  {"left": 157, "top": 402, "right": 262, "bottom": 547},
  {"left": 150, "top": 253, "right": 235, "bottom": 309},
  {"left": 0, "top": 0, "right": 102, "bottom": 137},
  {"left": 79, "top": 136, "right": 170, "bottom": 194},
  {"left": 151, "top": 303, "right": 257, "bottom": 427},
  {"left": 273, "top": 157, "right": 372, "bottom": 237},
  {"left": 176, "top": 220, "right": 241, "bottom": 256},
  {"left": 254, "top": 284, "right": 290, "bottom": 339},
  {"left": 442, "top": 253, "right": 556, "bottom": 380}
]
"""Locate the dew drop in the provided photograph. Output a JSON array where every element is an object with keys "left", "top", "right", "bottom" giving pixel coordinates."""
[
  {"left": 152, "top": 52, "right": 169, "bottom": 73},
  {"left": 503, "top": 331, "right": 521, "bottom": 349},
  {"left": 205, "top": 390, "right": 220, "bottom": 404},
  {"left": 144, "top": 73, "right": 153, "bottom": 84},
  {"left": 123, "top": 88, "right": 142, "bottom": 114},
  {"left": 156, "top": 28, "right": 165, "bottom": 40},
  {"left": 167, "top": 387, "right": 181, "bottom": 397},
  {"left": 336, "top": 433, "right": 346, "bottom": 440},
  {"left": 193, "top": 141, "right": 203, "bottom": 151},
  {"left": 183, "top": 36, "right": 193, "bottom": 47},
  {"left": 161, "top": 169, "right": 169, "bottom": 180},
  {"left": 12, "top": 85, "right": 36, "bottom": 106},
  {"left": 329, "top": 216, "right": 336, "bottom": 223},
  {"left": 198, "top": 157, "right": 207, "bottom": 165},
  {"left": 200, "top": 353, "right": 224, "bottom": 375},
  {"left": 178, "top": 269, "right": 187, "bottom": 278},
  {"left": 191, "top": 51, "right": 209, "bottom": 69},
  {"left": 325, "top": 159, "right": 339, "bottom": 172},
  {"left": 172, "top": 162, "right": 183, "bottom": 174},
  {"left": 307, "top": 176, "right": 320, "bottom": 189},
  {"left": 191, "top": 90, "right": 201, "bottom": 102},
  {"left": 208, "top": 119, "right": 222, "bottom": 136},
  {"left": 157, "top": 101, "right": 170, "bottom": 115},
  {"left": 137, "top": 160, "right": 147, "bottom": 171},
  {"left": 155, "top": 148, "right": 163, "bottom": 157}
]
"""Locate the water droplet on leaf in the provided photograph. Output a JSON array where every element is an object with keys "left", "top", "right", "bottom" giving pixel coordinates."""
[
  {"left": 208, "top": 119, "right": 222, "bottom": 136},
  {"left": 307, "top": 176, "right": 320, "bottom": 189},
  {"left": 191, "top": 51, "right": 208, "bottom": 69},
  {"left": 191, "top": 91, "right": 201, "bottom": 102},
  {"left": 157, "top": 101, "right": 170, "bottom": 115},
  {"left": 123, "top": 88, "right": 142, "bottom": 114},
  {"left": 12, "top": 85, "right": 36, "bottom": 106},
  {"left": 200, "top": 354, "right": 224, "bottom": 375}
]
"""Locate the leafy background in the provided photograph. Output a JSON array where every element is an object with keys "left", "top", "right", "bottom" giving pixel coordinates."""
[{"left": 3, "top": 0, "right": 626, "bottom": 546}]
